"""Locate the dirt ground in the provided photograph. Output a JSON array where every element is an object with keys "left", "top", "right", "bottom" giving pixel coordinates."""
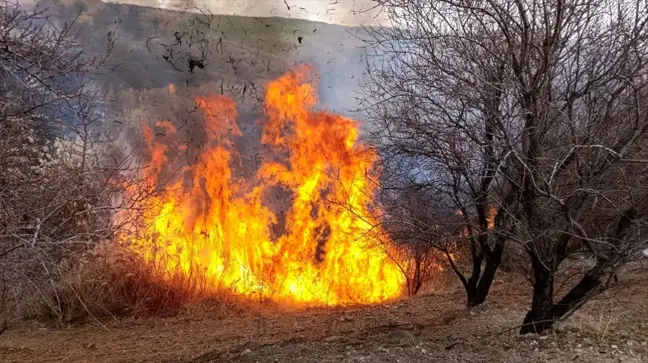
[{"left": 1, "top": 265, "right": 647, "bottom": 363}]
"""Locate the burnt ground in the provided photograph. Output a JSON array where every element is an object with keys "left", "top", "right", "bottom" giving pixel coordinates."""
[{"left": 1, "top": 264, "right": 647, "bottom": 363}]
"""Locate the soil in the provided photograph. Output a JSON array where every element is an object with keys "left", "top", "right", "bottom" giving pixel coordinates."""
[{"left": 1, "top": 265, "right": 647, "bottom": 363}]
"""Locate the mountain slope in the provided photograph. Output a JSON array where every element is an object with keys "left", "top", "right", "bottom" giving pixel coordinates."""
[
  {"left": 44, "top": 0, "right": 368, "bottom": 114},
  {"left": 101, "top": 0, "right": 388, "bottom": 26}
]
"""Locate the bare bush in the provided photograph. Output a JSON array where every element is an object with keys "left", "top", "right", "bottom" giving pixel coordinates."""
[
  {"left": 364, "top": 0, "right": 648, "bottom": 334},
  {"left": 378, "top": 179, "right": 460, "bottom": 296},
  {"left": 388, "top": 241, "right": 447, "bottom": 296},
  {"left": 0, "top": 0, "right": 138, "bottom": 328}
]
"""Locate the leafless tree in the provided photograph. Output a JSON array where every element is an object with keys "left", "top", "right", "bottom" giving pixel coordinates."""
[
  {"left": 363, "top": 0, "right": 512, "bottom": 308},
  {"left": 363, "top": 0, "right": 648, "bottom": 333}
]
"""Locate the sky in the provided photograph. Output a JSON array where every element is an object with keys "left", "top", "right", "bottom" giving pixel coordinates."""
[{"left": 103, "top": 0, "right": 389, "bottom": 26}]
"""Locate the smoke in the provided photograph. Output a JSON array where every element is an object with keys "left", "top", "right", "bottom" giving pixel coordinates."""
[
  {"left": 36, "top": 0, "right": 370, "bottom": 112},
  {"left": 29, "top": 0, "right": 376, "bottom": 179},
  {"left": 291, "top": 24, "right": 368, "bottom": 117}
]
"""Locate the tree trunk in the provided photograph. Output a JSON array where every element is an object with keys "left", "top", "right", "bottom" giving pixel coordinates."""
[
  {"left": 412, "top": 256, "right": 423, "bottom": 295},
  {"left": 466, "top": 280, "right": 479, "bottom": 307},
  {"left": 520, "top": 253, "right": 610, "bottom": 334},
  {"left": 520, "top": 254, "right": 555, "bottom": 334},
  {"left": 473, "top": 257, "right": 500, "bottom": 304},
  {"left": 466, "top": 255, "right": 502, "bottom": 307},
  {"left": 447, "top": 236, "right": 504, "bottom": 308}
]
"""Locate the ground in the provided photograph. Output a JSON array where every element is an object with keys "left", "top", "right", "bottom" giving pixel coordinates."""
[{"left": 1, "top": 265, "right": 647, "bottom": 363}]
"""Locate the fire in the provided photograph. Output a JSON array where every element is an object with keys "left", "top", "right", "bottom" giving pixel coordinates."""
[
  {"left": 486, "top": 206, "right": 497, "bottom": 230},
  {"left": 119, "top": 66, "right": 404, "bottom": 306}
]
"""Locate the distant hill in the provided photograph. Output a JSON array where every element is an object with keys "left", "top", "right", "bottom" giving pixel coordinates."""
[
  {"left": 42, "top": 0, "right": 369, "bottom": 115},
  {"left": 100, "top": 0, "right": 388, "bottom": 27}
]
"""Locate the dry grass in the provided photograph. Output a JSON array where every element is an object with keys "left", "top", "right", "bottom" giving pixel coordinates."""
[
  {"left": 20, "top": 246, "right": 241, "bottom": 325},
  {"left": 557, "top": 265, "right": 648, "bottom": 346}
]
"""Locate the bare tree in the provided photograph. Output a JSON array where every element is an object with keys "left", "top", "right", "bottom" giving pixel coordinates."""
[
  {"left": 363, "top": 0, "right": 513, "bottom": 308},
  {"left": 363, "top": 0, "right": 648, "bottom": 333}
]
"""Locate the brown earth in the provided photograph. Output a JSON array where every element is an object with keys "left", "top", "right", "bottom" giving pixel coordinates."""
[{"left": 1, "top": 264, "right": 647, "bottom": 363}]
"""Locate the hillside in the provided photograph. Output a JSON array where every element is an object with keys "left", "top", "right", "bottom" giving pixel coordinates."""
[
  {"left": 43, "top": 0, "right": 368, "bottom": 114},
  {"left": 101, "top": 0, "right": 388, "bottom": 27}
]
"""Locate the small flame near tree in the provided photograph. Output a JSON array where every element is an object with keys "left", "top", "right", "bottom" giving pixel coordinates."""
[{"left": 117, "top": 66, "right": 405, "bottom": 306}]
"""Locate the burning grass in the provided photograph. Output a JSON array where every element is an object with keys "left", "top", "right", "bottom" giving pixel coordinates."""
[
  {"left": 114, "top": 66, "right": 406, "bottom": 308},
  {"left": 6, "top": 67, "right": 452, "bottom": 326}
]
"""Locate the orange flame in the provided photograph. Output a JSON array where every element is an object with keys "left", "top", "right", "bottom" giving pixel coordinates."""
[
  {"left": 118, "top": 66, "right": 404, "bottom": 306},
  {"left": 486, "top": 206, "right": 497, "bottom": 230}
]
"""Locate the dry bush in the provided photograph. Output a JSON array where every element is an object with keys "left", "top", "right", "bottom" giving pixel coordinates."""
[
  {"left": 0, "top": 0, "right": 206, "bottom": 329},
  {"left": 387, "top": 242, "right": 447, "bottom": 296},
  {"left": 50, "top": 242, "right": 252, "bottom": 323},
  {"left": 0, "top": 138, "right": 116, "bottom": 319}
]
